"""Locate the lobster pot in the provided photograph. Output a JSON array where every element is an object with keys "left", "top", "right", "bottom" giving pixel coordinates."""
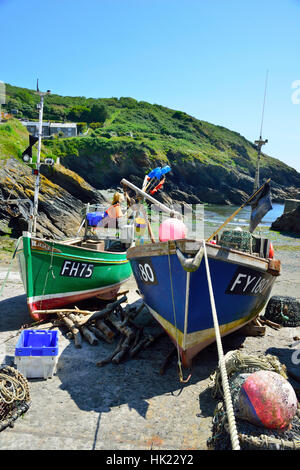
[
  {"left": 265, "top": 295, "right": 300, "bottom": 327},
  {"left": 0, "top": 366, "right": 31, "bottom": 432},
  {"left": 219, "top": 230, "right": 252, "bottom": 253}
]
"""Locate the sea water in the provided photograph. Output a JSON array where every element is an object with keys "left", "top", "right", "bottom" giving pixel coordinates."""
[{"left": 204, "top": 202, "right": 284, "bottom": 229}]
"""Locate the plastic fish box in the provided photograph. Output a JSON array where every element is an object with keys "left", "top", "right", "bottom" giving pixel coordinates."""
[{"left": 15, "top": 330, "right": 59, "bottom": 379}]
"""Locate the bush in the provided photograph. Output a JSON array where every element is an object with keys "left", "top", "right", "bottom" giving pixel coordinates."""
[
  {"left": 88, "top": 104, "right": 108, "bottom": 123},
  {"left": 77, "top": 122, "right": 88, "bottom": 133}
]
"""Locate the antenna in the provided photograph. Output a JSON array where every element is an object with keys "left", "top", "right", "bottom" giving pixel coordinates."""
[
  {"left": 254, "top": 70, "right": 269, "bottom": 191},
  {"left": 259, "top": 69, "right": 269, "bottom": 139}
]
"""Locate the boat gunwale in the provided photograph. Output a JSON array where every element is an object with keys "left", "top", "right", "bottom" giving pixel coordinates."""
[
  {"left": 127, "top": 239, "right": 275, "bottom": 273},
  {"left": 24, "top": 234, "right": 128, "bottom": 256}
]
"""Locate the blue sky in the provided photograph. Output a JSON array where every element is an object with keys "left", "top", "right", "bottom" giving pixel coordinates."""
[{"left": 1, "top": 0, "right": 300, "bottom": 171}]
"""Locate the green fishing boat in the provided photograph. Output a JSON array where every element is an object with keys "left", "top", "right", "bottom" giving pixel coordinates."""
[{"left": 17, "top": 232, "right": 132, "bottom": 321}]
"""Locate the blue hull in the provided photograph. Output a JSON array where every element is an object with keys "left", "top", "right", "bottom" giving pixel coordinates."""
[{"left": 127, "top": 241, "right": 280, "bottom": 366}]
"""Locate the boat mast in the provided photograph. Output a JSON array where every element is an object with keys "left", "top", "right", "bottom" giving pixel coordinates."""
[
  {"left": 32, "top": 81, "right": 50, "bottom": 235},
  {"left": 253, "top": 71, "right": 269, "bottom": 191}
]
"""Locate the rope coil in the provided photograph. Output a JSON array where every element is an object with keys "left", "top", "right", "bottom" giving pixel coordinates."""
[{"left": 0, "top": 366, "right": 30, "bottom": 432}]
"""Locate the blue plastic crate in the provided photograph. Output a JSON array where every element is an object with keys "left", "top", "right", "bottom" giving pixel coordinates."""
[
  {"left": 86, "top": 211, "right": 107, "bottom": 227},
  {"left": 15, "top": 330, "right": 59, "bottom": 357}
]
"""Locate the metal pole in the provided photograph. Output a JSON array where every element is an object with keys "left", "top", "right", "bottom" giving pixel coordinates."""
[
  {"left": 32, "top": 89, "right": 51, "bottom": 235},
  {"left": 254, "top": 146, "right": 261, "bottom": 191},
  {"left": 254, "top": 71, "right": 269, "bottom": 191},
  {"left": 32, "top": 94, "right": 44, "bottom": 235},
  {"left": 254, "top": 139, "right": 267, "bottom": 191}
]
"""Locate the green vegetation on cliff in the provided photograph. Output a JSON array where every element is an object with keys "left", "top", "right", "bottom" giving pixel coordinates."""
[{"left": 0, "top": 118, "right": 55, "bottom": 163}]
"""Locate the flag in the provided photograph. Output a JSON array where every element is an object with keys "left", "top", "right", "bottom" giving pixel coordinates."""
[
  {"left": 249, "top": 182, "right": 272, "bottom": 233},
  {"left": 22, "top": 135, "right": 39, "bottom": 163},
  {"left": 29, "top": 135, "right": 38, "bottom": 147}
]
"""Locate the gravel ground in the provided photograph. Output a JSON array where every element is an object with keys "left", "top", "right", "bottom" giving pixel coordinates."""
[{"left": 0, "top": 248, "right": 299, "bottom": 451}]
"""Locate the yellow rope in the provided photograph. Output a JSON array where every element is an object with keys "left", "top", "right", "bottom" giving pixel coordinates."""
[
  {"left": 40, "top": 241, "right": 56, "bottom": 310},
  {"left": 0, "top": 370, "right": 27, "bottom": 404}
]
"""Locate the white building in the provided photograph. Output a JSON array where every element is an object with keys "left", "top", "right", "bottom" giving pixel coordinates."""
[{"left": 21, "top": 121, "right": 77, "bottom": 138}]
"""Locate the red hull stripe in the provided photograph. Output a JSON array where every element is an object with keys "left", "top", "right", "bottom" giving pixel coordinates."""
[{"left": 28, "top": 280, "right": 129, "bottom": 314}]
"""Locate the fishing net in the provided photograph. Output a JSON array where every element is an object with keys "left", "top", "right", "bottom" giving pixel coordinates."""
[
  {"left": 0, "top": 366, "right": 31, "bottom": 432},
  {"left": 207, "top": 350, "right": 300, "bottom": 450},
  {"left": 264, "top": 296, "right": 300, "bottom": 327},
  {"left": 219, "top": 230, "right": 253, "bottom": 253}
]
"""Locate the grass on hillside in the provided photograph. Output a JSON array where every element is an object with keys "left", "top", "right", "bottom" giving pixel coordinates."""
[{"left": 4, "top": 83, "right": 299, "bottom": 187}]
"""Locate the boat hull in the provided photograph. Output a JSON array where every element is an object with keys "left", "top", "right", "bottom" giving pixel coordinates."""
[
  {"left": 127, "top": 240, "right": 280, "bottom": 367},
  {"left": 17, "top": 232, "right": 132, "bottom": 320}
]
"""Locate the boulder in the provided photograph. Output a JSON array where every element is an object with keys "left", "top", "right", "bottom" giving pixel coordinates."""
[{"left": 271, "top": 205, "right": 300, "bottom": 234}]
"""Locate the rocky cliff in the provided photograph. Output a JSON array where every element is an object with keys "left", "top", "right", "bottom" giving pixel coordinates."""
[
  {"left": 0, "top": 158, "right": 105, "bottom": 239},
  {"left": 56, "top": 146, "right": 300, "bottom": 207}
]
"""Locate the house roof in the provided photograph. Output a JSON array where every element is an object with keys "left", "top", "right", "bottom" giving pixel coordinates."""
[
  {"left": 50, "top": 123, "right": 77, "bottom": 128},
  {"left": 21, "top": 121, "right": 77, "bottom": 128}
]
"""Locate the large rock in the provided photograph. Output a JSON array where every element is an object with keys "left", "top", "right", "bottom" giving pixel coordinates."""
[
  {"left": 0, "top": 158, "right": 104, "bottom": 239},
  {"left": 271, "top": 206, "right": 300, "bottom": 234},
  {"left": 40, "top": 164, "right": 105, "bottom": 204}
]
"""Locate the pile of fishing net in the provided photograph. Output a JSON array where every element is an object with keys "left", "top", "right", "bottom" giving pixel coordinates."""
[
  {"left": 207, "top": 350, "right": 300, "bottom": 450},
  {"left": 0, "top": 366, "right": 31, "bottom": 432},
  {"left": 264, "top": 295, "right": 300, "bottom": 327}
]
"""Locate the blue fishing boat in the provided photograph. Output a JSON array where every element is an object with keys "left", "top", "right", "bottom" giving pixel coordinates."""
[{"left": 127, "top": 239, "right": 281, "bottom": 367}]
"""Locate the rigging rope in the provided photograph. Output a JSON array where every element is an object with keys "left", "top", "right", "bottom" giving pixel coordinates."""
[{"left": 167, "top": 243, "right": 191, "bottom": 383}]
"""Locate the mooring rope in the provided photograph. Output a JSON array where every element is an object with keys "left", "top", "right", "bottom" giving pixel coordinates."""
[
  {"left": 0, "top": 371, "right": 26, "bottom": 404},
  {"left": 202, "top": 239, "right": 240, "bottom": 451},
  {"left": 167, "top": 245, "right": 191, "bottom": 383},
  {"left": 40, "top": 241, "right": 56, "bottom": 310}
]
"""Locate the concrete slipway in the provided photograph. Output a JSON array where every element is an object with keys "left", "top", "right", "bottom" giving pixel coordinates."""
[{"left": 0, "top": 256, "right": 299, "bottom": 450}]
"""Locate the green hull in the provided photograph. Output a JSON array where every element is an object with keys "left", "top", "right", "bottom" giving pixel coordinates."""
[{"left": 17, "top": 232, "right": 132, "bottom": 320}]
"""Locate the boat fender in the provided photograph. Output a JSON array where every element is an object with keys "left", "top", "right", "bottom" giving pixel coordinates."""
[
  {"left": 269, "top": 242, "right": 274, "bottom": 259},
  {"left": 175, "top": 246, "right": 204, "bottom": 272}
]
